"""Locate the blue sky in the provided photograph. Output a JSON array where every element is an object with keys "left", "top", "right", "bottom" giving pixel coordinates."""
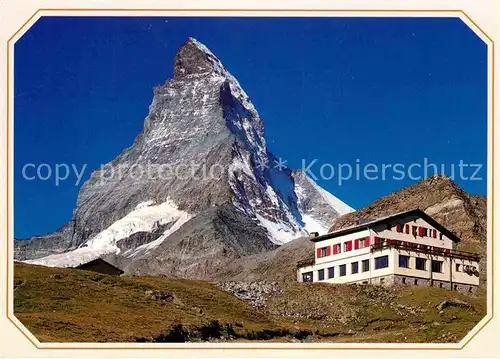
[{"left": 14, "top": 17, "right": 487, "bottom": 238}]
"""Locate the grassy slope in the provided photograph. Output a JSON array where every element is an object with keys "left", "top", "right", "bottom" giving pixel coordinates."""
[
  {"left": 14, "top": 263, "right": 281, "bottom": 342},
  {"left": 14, "top": 263, "right": 486, "bottom": 343}
]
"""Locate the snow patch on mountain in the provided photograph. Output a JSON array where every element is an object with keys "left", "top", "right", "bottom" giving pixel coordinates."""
[
  {"left": 127, "top": 212, "right": 192, "bottom": 258},
  {"left": 301, "top": 214, "right": 328, "bottom": 234},
  {"left": 302, "top": 175, "right": 354, "bottom": 215},
  {"left": 254, "top": 214, "right": 305, "bottom": 245},
  {"left": 25, "top": 199, "right": 190, "bottom": 267}
]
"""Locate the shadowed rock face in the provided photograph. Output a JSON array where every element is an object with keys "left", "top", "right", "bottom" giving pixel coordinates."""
[
  {"left": 14, "top": 38, "right": 350, "bottom": 276},
  {"left": 173, "top": 38, "right": 220, "bottom": 79}
]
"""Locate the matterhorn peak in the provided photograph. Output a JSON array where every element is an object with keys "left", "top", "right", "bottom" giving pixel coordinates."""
[
  {"left": 16, "top": 37, "right": 353, "bottom": 278},
  {"left": 173, "top": 37, "right": 226, "bottom": 80}
]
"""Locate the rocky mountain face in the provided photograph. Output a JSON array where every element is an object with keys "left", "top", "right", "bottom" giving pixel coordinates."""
[{"left": 15, "top": 38, "right": 352, "bottom": 277}]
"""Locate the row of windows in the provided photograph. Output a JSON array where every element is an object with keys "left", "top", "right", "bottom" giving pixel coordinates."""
[
  {"left": 391, "top": 223, "right": 442, "bottom": 240},
  {"left": 398, "top": 255, "right": 443, "bottom": 273},
  {"left": 318, "top": 236, "right": 451, "bottom": 259},
  {"left": 316, "top": 255, "right": 389, "bottom": 280},
  {"left": 314, "top": 255, "right": 447, "bottom": 281},
  {"left": 317, "top": 222, "right": 445, "bottom": 259},
  {"left": 317, "top": 237, "right": 370, "bottom": 258}
]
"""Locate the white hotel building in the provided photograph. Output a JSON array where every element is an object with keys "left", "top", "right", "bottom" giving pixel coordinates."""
[{"left": 297, "top": 209, "right": 480, "bottom": 293}]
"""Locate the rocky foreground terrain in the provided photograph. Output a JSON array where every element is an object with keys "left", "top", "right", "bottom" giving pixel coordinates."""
[{"left": 14, "top": 262, "right": 485, "bottom": 343}]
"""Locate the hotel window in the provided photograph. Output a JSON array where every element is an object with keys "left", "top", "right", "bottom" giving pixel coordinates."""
[
  {"left": 421, "top": 227, "right": 428, "bottom": 237},
  {"left": 358, "top": 239, "right": 366, "bottom": 249},
  {"left": 362, "top": 259, "right": 369, "bottom": 272},
  {"left": 351, "top": 262, "right": 359, "bottom": 274},
  {"left": 328, "top": 267, "right": 335, "bottom": 279},
  {"left": 396, "top": 224, "right": 403, "bottom": 233},
  {"left": 456, "top": 263, "right": 461, "bottom": 272},
  {"left": 374, "top": 237, "right": 384, "bottom": 248},
  {"left": 318, "top": 269, "right": 325, "bottom": 281},
  {"left": 416, "top": 258, "right": 426, "bottom": 271},
  {"left": 412, "top": 226, "right": 418, "bottom": 236},
  {"left": 339, "top": 264, "right": 346, "bottom": 276},
  {"left": 432, "top": 260, "right": 443, "bottom": 273},
  {"left": 344, "top": 241, "right": 353, "bottom": 252},
  {"left": 439, "top": 233, "right": 444, "bottom": 240},
  {"left": 320, "top": 247, "right": 328, "bottom": 257},
  {"left": 302, "top": 272, "right": 313, "bottom": 282},
  {"left": 375, "top": 255, "right": 389, "bottom": 270},
  {"left": 399, "top": 255, "right": 410, "bottom": 268},
  {"left": 333, "top": 243, "right": 341, "bottom": 254}
]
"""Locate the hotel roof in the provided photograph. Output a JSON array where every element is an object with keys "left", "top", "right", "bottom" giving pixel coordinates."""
[{"left": 311, "top": 208, "right": 461, "bottom": 243}]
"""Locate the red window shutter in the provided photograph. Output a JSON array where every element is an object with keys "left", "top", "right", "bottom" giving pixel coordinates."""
[
  {"left": 374, "top": 237, "right": 380, "bottom": 246},
  {"left": 332, "top": 245, "right": 337, "bottom": 255},
  {"left": 396, "top": 224, "right": 401, "bottom": 232},
  {"left": 365, "top": 237, "right": 370, "bottom": 247},
  {"left": 316, "top": 248, "right": 321, "bottom": 258},
  {"left": 354, "top": 240, "right": 359, "bottom": 250},
  {"left": 405, "top": 224, "right": 410, "bottom": 234},
  {"left": 326, "top": 246, "right": 331, "bottom": 256},
  {"left": 433, "top": 229, "right": 437, "bottom": 238},
  {"left": 347, "top": 240, "right": 353, "bottom": 251}
]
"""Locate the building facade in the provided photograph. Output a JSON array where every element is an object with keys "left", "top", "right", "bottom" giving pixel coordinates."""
[{"left": 297, "top": 209, "right": 480, "bottom": 293}]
